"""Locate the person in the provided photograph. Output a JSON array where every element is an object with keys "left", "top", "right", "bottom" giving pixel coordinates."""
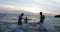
[
  {"left": 39, "top": 12, "right": 45, "bottom": 30},
  {"left": 24, "top": 17, "right": 28, "bottom": 24},
  {"left": 18, "top": 13, "right": 24, "bottom": 26},
  {"left": 24, "top": 17, "right": 32, "bottom": 24},
  {"left": 40, "top": 12, "right": 45, "bottom": 23}
]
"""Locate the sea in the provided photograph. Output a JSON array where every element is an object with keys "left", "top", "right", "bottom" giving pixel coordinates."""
[{"left": 0, "top": 14, "right": 60, "bottom": 32}]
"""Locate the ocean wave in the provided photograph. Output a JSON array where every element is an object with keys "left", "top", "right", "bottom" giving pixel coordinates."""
[{"left": 0, "top": 22, "right": 56, "bottom": 32}]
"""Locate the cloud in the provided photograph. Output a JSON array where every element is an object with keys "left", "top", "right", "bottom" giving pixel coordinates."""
[
  {"left": 0, "top": 4, "right": 41, "bottom": 12},
  {"left": 51, "top": 0, "right": 60, "bottom": 3},
  {"left": 41, "top": 10, "right": 60, "bottom": 15},
  {"left": 0, "top": 0, "right": 60, "bottom": 15}
]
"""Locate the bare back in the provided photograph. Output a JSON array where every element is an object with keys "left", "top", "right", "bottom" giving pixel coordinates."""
[{"left": 40, "top": 15, "right": 45, "bottom": 23}]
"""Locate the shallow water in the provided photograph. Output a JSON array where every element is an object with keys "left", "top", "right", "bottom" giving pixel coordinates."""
[{"left": 0, "top": 14, "right": 60, "bottom": 32}]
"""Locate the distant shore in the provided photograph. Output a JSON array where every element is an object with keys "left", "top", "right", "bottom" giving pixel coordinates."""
[{"left": 55, "top": 15, "right": 60, "bottom": 18}]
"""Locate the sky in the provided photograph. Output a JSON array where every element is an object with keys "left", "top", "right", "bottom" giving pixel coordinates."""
[{"left": 0, "top": 0, "right": 60, "bottom": 15}]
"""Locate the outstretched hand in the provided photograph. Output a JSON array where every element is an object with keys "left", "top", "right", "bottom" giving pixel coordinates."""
[{"left": 22, "top": 18, "right": 32, "bottom": 20}]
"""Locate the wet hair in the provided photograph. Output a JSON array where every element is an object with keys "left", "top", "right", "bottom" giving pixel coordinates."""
[
  {"left": 21, "top": 13, "right": 24, "bottom": 16},
  {"left": 40, "top": 12, "right": 42, "bottom": 15}
]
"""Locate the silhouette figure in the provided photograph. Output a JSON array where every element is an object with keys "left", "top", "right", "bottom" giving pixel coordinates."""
[
  {"left": 18, "top": 13, "right": 24, "bottom": 26},
  {"left": 40, "top": 12, "right": 45, "bottom": 23},
  {"left": 24, "top": 17, "right": 32, "bottom": 24},
  {"left": 37, "top": 12, "right": 45, "bottom": 30}
]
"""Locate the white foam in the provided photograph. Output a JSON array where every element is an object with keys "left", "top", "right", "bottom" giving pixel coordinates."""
[
  {"left": 5, "top": 22, "right": 55, "bottom": 32},
  {"left": 44, "top": 22, "right": 55, "bottom": 32},
  {"left": 6, "top": 24, "right": 23, "bottom": 32}
]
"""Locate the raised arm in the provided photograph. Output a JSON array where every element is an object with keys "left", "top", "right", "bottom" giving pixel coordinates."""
[{"left": 27, "top": 19, "right": 32, "bottom": 20}]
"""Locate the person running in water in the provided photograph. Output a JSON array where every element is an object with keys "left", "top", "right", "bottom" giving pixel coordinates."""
[
  {"left": 38, "top": 12, "right": 45, "bottom": 30},
  {"left": 18, "top": 13, "right": 24, "bottom": 26},
  {"left": 40, "top": 12, "right": 45, "bottom": 23},
  {"left": 37, "top": 12, "right": 45, "bottom": 24}
]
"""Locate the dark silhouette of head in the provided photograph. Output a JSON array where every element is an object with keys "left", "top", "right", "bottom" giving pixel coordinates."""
[
  {"left": 21, "top": 13, "right": 24, "bottom": 16},
  {"left": 40, "top": 12, "right": 42, "bottom": 15},
  {"left": 25, "top": 17, "right": 27, "bottom": 19}
]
